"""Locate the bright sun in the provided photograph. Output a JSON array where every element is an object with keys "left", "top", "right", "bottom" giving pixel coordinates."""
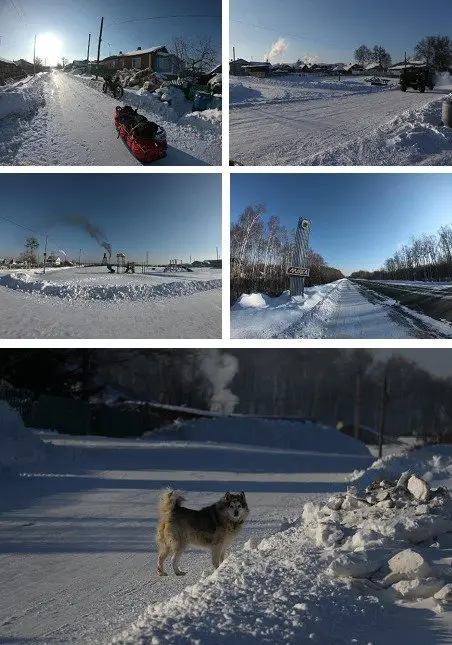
[{"left": 36, "top": 33, "right": 63, "bottom": 67}]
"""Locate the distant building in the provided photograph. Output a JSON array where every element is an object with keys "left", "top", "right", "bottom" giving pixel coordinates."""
[
  {"left": 229, "top": 58, "right": 250, "bottom": 76},
  {"left": 242, "top": 63, "right": 271, "bottom": 78},
  {"left": 46, "top": 255, "right": 61, "bottom": 267},
  {"left": 101, "top": 46, "right": 182, "bottom": 75}
]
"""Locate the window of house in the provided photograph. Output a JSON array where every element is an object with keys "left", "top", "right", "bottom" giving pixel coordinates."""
[
  {"left": 155, "top": 56, "right": 170, "bottom": 72},
  {"left": 119, "top": 59, "right": 124, "bottom": 68},
  {"left": 132, "top": 57, "right": 141, "bottom": 69}
]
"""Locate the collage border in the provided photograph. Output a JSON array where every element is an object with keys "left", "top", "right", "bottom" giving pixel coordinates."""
[{"left": 1, "top": 0, "right": 452, "bottom": 352}]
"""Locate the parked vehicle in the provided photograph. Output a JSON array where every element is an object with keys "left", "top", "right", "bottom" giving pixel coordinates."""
[
  {"left": 399, "top": 67, "right": 435, "bottom": 93},
  {"left": 102, "top": 75, "right": 124, "bottom": 99}
]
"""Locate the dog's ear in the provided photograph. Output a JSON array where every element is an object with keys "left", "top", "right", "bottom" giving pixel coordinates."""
[
  {"left": 224, "top": 492, "right": 231, "bottom": 502},
  {"left": 239, "top": 491, "right": 246, "bottom": 500}
]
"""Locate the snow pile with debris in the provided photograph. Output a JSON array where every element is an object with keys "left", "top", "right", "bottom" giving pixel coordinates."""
[
  {"left": 154, "top": 415, "right": 372, "bottom": 456},
  {"left": 0, "top": 401, "right": 51, "bottom": 475},
  {"left": 113, "top": 445, "right": 452, "bottom": 644},
  {"left": 0, "top": 72, "right": 46, "bottom": 120},
  {"left": 0, "top": 269, "right": 221, "bottom": 302}
]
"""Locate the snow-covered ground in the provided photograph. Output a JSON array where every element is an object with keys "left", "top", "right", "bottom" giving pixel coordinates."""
[
  {"left": 230, "top": 278, "right": 452, "bottom": 339},
  {"left": 0, "top": 266, "right": 221, "bottom": 338},
  {"left": 0, "top": 71, "right": 221, "bottom": 166},
  {"left": 4, "top": 404, "right": 452, "bottom": 644},
  {"left": 0, "top": 407, "right": 373, "bottom": 644},
  {"left": 229, "top": 73, "right": 452, "bottom": 166}
]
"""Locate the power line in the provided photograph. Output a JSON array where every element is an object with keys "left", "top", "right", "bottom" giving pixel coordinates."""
[
  {"left": 105, "top": 14, "right": 221, "bottom": 28},
  {"left": 0, "top": 215, "right": 67, "bottom": 251}
]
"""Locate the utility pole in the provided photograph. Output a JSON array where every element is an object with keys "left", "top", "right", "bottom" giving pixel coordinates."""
[
  {"left": 378, "top": 372, "right": 390, "bottom": 458},
  {"left": 33, "top": 34, "right": 36, "bottom": 75},
  {"left": 43, "top": 236, "right": 48, "bottom": 274},
  {"left": 146, "top": 251, "right": 149, "bottom": 266},
  {"left": 232, "top": 46, "right": 236, "bottom": 75},
  {"left": 86, "top": 33, "right": 91, "bottom": 66},
  {"left": 78, "top": 249, "right": 82, "bottom": 266},
  {"left": 216, "top": 246, "right": 219, "bottom": 261},
  {"left": 353, "top": 369, "right": 362, "bottom": 440},
  {"left": 96, "top": 17, "right": 104, "bottom": 80}
]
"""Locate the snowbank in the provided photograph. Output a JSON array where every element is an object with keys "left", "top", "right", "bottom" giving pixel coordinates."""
[
  {"left": 0, "top": 401, "right": 51, "bottom": 475},
  {"left": 153, "top": 416, "right": 372, "bottom": 456},
  {"left": 113, "top": 444, "right": 452, "bottom": 644},
  {"left": 0, "top": 72, "right": 46, "bottom": 120},
  {"left": 0, "top": 270, "right": 221, "bottom": 302},
  {"left": 307, "top": 90, "right": 452, "bottom": 166},
  {"left": 230, "top": 74, "right": 395, "bottom": 107}
]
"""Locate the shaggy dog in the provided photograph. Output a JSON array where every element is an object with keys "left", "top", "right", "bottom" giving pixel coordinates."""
[{"left": 156, "top": 489, "right": 249, "bottom": 576}]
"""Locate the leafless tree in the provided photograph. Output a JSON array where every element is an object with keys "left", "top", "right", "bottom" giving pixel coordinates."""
[{"left": 172, "top": 36, "right": 218, "bottom": 84}]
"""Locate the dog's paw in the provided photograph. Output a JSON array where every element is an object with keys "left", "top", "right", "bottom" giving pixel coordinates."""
[
  {"left": 175, "top": 570, "right": 187, "bottom": 576},
  {"left": 157, "top": 570, "right": 168, "bottom": 577}
]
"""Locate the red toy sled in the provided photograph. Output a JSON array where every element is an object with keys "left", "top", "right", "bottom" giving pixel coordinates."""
[{"left": 115, "top": 105, "right": 167, "bottom": 163}]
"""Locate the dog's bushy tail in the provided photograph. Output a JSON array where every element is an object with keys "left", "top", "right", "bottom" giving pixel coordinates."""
[{"left": 158, "top": 488, "right": 185, "bottom": 519}]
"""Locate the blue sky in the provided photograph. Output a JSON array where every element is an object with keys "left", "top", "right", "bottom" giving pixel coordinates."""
[
  {"left": 231, "top": 173, "right": 452, "bottom": 276},
  {"left": 0, "top": 174, "right": 221, "bottom": 263},
  {"left": 0, "top": 0, "right": 221, "bottom": 66},
  {"left": 230, "top": 0, "right": 452, "bottom": 64}
]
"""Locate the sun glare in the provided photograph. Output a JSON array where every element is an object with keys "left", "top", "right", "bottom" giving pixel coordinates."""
[{"left": 36, "top": 33, "right": 63, "bottom": 67}]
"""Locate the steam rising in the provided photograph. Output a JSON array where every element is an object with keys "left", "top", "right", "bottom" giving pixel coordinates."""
[
  {"left": 200, "top": 350, "right": 239, "bottom": 414},
  {"left": 265, "top": 38, "right": 288, "bottom": 61}
]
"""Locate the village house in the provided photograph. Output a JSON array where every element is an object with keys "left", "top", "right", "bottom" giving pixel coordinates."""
[
  {"left": 101, "top": 46, "right": 182, "bottom": 75},
  {"left": 242, "top": 62, "right": 271, "bottom": 78},
  {"left": 343, "top": 63, "right": 364, "bottom": 75},
  {"left": 14, "top": 58, "right": 34, "bottom": 74},
  {"left": 0, "top": 56, "right": 21, "bottom": 83},
  {"left": 364, "top": 62, "right": 388, "bottom": 75}
]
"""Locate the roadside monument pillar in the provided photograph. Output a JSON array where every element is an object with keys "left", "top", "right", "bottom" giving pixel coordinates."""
[{"left": 288, "top": 218, "right": 311, "bottom": 297}]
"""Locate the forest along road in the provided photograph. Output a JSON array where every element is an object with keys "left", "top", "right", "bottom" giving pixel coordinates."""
[
  {"left": 0, "top": 433, "right": 372, "bottom": 644},
  {"left": 229, "top": 86, "right": 445, "bottom": 166},
  {"left": 0, "top": 71, "right": 214, "bottom": 166}
]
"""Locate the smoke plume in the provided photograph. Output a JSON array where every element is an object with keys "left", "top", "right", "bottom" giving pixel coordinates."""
[
  {"left": 200, "top": 349, "right": 239, "bottom": 414},
  {"left": 265, "top": 38, "right": 288, "bottom": 61},
  {"left": 55, "top": 215, "right": 112, "bottom": 258}
]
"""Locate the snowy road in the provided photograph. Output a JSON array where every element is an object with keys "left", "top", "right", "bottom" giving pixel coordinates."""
[
  {"left": 1, "top": 72, "right": 219, "bottom": 166},
  {"left": 231, "top": 279, "right": 452, "bottom": 339},
  {"left": 0, "top": 432, "right": 368, "bottom": 644},
  {"left": 230, "top": 83, "right": 449, "bottom": 166}
]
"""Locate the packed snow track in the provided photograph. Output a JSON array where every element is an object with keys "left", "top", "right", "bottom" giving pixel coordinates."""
[
  {"left": 230, "top": 278, "right": 452, "bottom": 339},
  {"left": 0, "top": 419, "right": 372, "bottom": 644},
  {"left": 0, "top": 71, "right": 220, "bottom": 166},
  {"left": 230, "top": 76, "right": 452, "bottom": 166}
]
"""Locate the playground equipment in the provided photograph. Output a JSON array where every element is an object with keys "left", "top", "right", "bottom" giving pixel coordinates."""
[
  {"left": 105, "top": 252, "right": 135, "bottom": 274},
  {"left": 163, "top": 259, "right": 193, "bottom": 272}
]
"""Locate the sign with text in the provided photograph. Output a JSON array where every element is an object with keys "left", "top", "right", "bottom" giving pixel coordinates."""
[{"left": 286, "top": 266, "right": 310, "bottom": 277}]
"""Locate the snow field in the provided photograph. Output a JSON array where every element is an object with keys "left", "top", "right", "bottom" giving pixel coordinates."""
[
  {"left": 229, "top": 73, "right": 452, "bottom": 165},
  {"left": 0, "top": 72, "right": 46, "bottom": 120},
  {"left": 0, "top": 266, "right": 222, "bottom": 338}
]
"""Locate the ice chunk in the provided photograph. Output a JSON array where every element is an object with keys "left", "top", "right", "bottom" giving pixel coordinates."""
[{"left": 388, "top": 548, "right": 431, "bottom": 578}]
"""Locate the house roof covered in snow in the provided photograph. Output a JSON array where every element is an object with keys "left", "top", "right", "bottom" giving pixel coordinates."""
[
  {"left": 0, "top": 56, "right": 17, "bottom": 65},
  {"left": 365, "top": 62, "right": 382, "bottom": 70},
  {"left": 122, "top": 46, "right": 167, "bottom": 57},
  {"left": 390, "top": 59, "right": 426, "bottom": 70}
]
